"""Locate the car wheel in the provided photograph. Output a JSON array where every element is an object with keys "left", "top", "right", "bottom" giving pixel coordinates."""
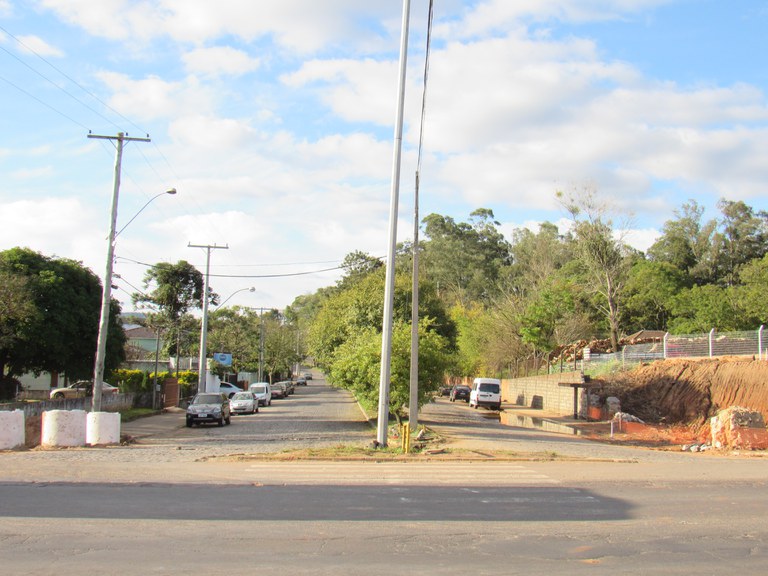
[{"left": 53, "top": 392, "right": 65, "bottom": 400}]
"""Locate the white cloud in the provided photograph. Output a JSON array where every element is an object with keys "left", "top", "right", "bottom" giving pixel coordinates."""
[
  {"left": 96, "top": 72, "right": 215, "bottom": 121},
  {"left": 16, "top": 34, "right": 64, "bottom": 57},
  {"left": 182, "top": 46, "right": 260, "bottom": 77},
  {"left": 38, "top": 0, "right": 398, "bottom": 53}
]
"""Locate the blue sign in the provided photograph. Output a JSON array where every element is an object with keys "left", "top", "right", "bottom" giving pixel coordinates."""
[{"left": 213, "top": 352, "right": 232, "bottom": 366}]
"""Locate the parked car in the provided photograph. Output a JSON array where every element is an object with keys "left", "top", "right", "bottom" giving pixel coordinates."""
[
  {"left": 438, "top": 385, "right": 452, "bottom": 397},
  {"left": 230, "top": 391, "right": 258, "bottom": 415},
  {"left": 249, "top": 382, "right": 272, "bottom": 406},
  {"left": 50, "top": 380, "right": 118, "bottom": 400},
  {"left": 186, "top": 393, "right": 231, "bottom": 427},
  {"left": 270, "top": 381, "right": 287, "bottom": 399},
  {"left": 449, "top": 385, "right": 471, "bottom": 403},
  {"left": 296, "top": 377, "right": 307, "bottom": 386},
  {"left": 278, "top": 380, "right": 295, "bottom": 395},
  {"left": 469, "top": 377, "right": 502, "bottom": 410},
  {"left": 218, "top": 382, "right": 242, "bottom": 398},
  {"left": 302, "top": 372, "right": 313, "bottom": 380}
]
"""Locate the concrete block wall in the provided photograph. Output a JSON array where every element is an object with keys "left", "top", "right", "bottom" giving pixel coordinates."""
[
  {"left": 500, "top": 371, "right": 585, "bottom": 416},
  {"left": 456, "top": 371, "right": 585, "bottom": 416}
]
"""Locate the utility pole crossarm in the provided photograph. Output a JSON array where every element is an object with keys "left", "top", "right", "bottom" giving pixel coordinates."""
[{"left": 88, "top": 133, "right": 151, "bottom": 143}]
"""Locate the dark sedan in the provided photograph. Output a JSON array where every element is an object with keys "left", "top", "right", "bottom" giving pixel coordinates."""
[
  {"left": 449, "top": 385, "right": 471, "bottom": 403},
  {"left": 186, "top": 393, "right": 231, "bottom": 427}
]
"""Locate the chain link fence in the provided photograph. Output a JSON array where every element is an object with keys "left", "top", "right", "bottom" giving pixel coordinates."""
[{"left": 583, "top": 326, "right": 766, "bottom": 372}]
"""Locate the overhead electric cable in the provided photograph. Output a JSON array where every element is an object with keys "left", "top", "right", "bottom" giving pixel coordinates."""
[{"left": 0, "top": 23, "right": 148, "bottom": 135}]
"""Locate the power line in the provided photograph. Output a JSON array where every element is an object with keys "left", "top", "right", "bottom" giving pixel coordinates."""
[
  {"left": 0, "top": 23, "right": 147, "bottom": 135},
  {"left": 0, "top": 73, "right": 90, "bottom": 130},
  {"left": 115, "top": 255, "right": 354, "bottom": 278}
]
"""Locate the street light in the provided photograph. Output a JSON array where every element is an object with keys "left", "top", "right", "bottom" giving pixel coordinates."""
[
  {"left": 92, "top": 186, "right": 177, "bottom": 412},
  {"left": 115, "top": 188, "right": 177, "bottom": 238},
  {"left": 217, "top": 286, "right": 255, "bottom": 308}
]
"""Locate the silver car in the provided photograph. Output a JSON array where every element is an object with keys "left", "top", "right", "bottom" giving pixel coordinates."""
[{"left": 229, "top": 391, "right": 258, "bottom": 415}]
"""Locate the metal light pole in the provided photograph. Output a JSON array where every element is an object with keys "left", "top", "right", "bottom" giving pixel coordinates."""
[
  {"left": 189, "top": 243, "right": 229, "bottom": 393},
  {"left": 376, "top": 0, "right": 411, "bottom": 447}
]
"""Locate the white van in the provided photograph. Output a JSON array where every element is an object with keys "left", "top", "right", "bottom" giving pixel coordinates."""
[
  {"left": 469, "top": 377, "right": 502, "bottom": 410},
  {"left": 249, "top": 382, "right": 272, "bottom": 407}
]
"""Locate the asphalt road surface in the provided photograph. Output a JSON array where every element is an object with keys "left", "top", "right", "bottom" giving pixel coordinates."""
[{"left": 2, "top": 378, "right": 768, "bottom": 575}]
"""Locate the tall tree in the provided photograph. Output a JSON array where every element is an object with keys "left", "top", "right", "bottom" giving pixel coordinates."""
[
  {"left": 717, "top": 199, "right": 768, "bottom": 286},
  {"left": 421, "top": 209, "right": 512, "bottom": 305},
  {"left": 559, "top": 188, "right": 631, "bottom": 351},
  {"left": 0, "top": 247, "right": 125, "bottom": 381},
  {"left": 133, "top": 260, "right": 214, "bottom": 367}
]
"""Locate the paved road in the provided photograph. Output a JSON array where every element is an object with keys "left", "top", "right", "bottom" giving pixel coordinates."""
[{"left": 3, "top": 378, "right": 768, "bottom": 574}]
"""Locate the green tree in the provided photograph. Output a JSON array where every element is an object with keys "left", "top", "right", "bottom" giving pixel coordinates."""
[
  {"left": 328, "top": 319, "right": 450, "bottom": 418},
  {"left": 717, "top": 199, "right": 768, "bottom": 286},
  {"left": 0, "top": 247, "right": 125, "bottom": 381},
  {"left": 737, "top": 254, "right": 768, "bottom": 325},
  {"left": 621, "top": 260, "right": 688, "bottom": 332},
  {"left": 668, "top": 284, "right": 746, "bottom": 333},
  {"left": 559, "top": 189, "right": 632, "bottom": 351},
  {"left": 421, "top": 209, "right": 512, "bottom": 305},
  {"left": 648, "top": 200, "right": 716, "bottom": 284}
]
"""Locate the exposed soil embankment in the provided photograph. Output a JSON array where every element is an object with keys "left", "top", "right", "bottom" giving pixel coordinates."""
[{"left": 598, "top": 358, "right": 768, "bottom": 426}]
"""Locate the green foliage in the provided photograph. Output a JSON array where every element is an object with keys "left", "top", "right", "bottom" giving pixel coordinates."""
[
  {"left": 0, "top": 247, "right": 125, "bottom": 380},
  {"left": 738, "top": 254, "right": 768, "bottom": 324},
  {"left": 622, "top": 260, "right": 688, "bottom": 331},
  {"left": 111, "top": 368, "right": 198, "bottom": 398},
  {"left": 421, "top": 209, "right": 512, "bottom": 305},
  {"left": 668, "top": 284, "right": 746, "bottom": 334},
  {"left": 133, "top": 260, "right": 209, "bottom": 321},
  {"left": 327, "top": 320, "right": 451, "bottom": 417}
]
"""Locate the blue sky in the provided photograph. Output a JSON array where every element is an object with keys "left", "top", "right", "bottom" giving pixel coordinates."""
[{"left": 1, "top": 0, "right": 767, "bottom": 311}]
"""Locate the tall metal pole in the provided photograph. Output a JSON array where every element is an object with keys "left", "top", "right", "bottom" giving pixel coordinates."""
[
  {"left": 189, "top": 243, "right": 228, "bottom": 393},
  {"left": 376, "top": 0, "right": 411, "bottom": 446},
  {"left": 88, "top": 132, "right": 150, "bottom": 412},
  {"left": 259, "top": 308, "right": 265, "bottom": 382},
  {"left": 409, "top": 172, "right": 420, "bottom": 431}
]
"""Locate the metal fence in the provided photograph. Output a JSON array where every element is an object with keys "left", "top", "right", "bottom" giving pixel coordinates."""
[{"left": 583, "top": 326, "right": 766, "bottom": 371}]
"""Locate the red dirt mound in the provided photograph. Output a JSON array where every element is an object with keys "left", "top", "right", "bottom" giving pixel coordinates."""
[{"left": 597, "top": 358, "right": 768, "bottom": 426}]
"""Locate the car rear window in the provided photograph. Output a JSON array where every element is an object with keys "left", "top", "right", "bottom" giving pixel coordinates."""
[
  {"left": 251, "top": 386, "right": 266, "bottom": 394},
  {"left": 479, "top": 383, "right": 500, "bottom": 393}
]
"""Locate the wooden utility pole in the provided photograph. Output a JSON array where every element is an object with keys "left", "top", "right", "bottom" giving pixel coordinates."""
[{"left": 88, "top": 132, "right": 150, "bottom": 412}]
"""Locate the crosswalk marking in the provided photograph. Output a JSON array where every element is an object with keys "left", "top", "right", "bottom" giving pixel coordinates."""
[{"left": 244, "top": 461, "right": 560, "bottom": 486}]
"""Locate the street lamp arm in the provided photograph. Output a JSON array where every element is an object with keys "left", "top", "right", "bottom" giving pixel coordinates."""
[
  {"left": 217, "top": 286, "right": 255, "bottom": 308},
  {"left": 115, "top": 188, "right": 177, "bottom": 239}
]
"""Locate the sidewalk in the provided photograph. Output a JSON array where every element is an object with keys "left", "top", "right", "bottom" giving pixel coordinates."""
[{"left": 121, "top": 407, "right": 186, "bottom": 440}]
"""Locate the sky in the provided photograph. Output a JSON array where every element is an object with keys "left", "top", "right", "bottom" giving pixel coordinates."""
[{"left": 1, "top": 0, "right": 767, "bottom": 312}]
